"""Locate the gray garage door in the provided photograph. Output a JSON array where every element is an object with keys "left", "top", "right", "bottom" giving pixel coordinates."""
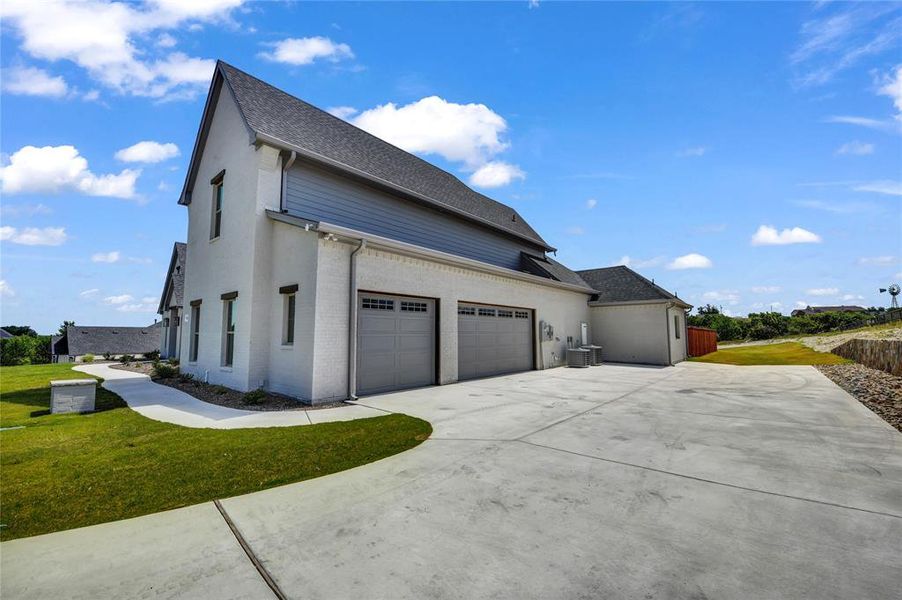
[
  {"left": 458, "top": 303, "right": 533, "bottom": 380},
  {"left": 357, "top": 293, "right": 436, "bottom": 395}
]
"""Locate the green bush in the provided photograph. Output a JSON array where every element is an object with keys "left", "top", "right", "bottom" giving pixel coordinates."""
[
  {"left": 119, "top": 354, "right": 136, "bottom": 365},
  {"left": 82, "top": 354, "right": 95, "bottom": 364},
  {"left": 212, "top": 385, "right": 230, "bottom": 395},
  {"left": 151, "top": 360, "right": 179, "bottom": 379},
  {"left": 177, "top": 372, "right": 195, "bottom": 384},
  {"left": 143, "top": 350, "right": 160, "bottom": 361},
  {"left": 167, "top": 358, "right": 179, "bottom": 366},
  {"left": 102, "top": 352, "right": 113, "bottom": 361},
  {"left": 242, "top": 388, "right": 267, "bottom": 405},
  {"left": 0, "top": 335, "right": 52, "bottom": 366}
]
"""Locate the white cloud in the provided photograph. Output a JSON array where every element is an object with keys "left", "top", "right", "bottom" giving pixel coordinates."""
[
  {"left": 790, "top": 5, "right": 902, "bottom": 87},
  {"left": 842, "top": 294, "right": 865, "bottom": 302},
  {"left": 79, "top": 288, "right": 100, "bottom": 298},
  {"left": 348, "top": 95, "right": 524, "bottom": 187},
  {"left": 350, "top": 96, "right": 510, "bottom": 168},
  {"left": 92, "top": 251, "right": 121, "bottom": 263},
  {"left": 115, "top": 141, "right": 180, "bottom": 163},
  {"left": 156, "top": 33, "right": 177, "bottom": 48},
  {"left": 667, "top": 253, "right": 712, "bottom": 270},
  {"left": 1, "top": 66, "right": 68, "bottom": 97},
  {"left": 853, "top": 180, "right": 902, "bottom": 196},
  {"left": 615, "top": 255, "right": 665, "bottom": 269},
  {"left": 877, "top": 64, "right": 902, "bottom": 113},
  {"left": 751, "top": 286, "right": 782, "bottom": 293},
  {"left": 111, "top": 295, "right": 158, "bottom": 312},
  {"left": 858, "top": 256, "right": 898, "bottom": 266},
  {"left": 327, "top": 106, "right": 358, "bottom": 120},
  {"left": 835, "top": 141, "right": 874, "bottom": 155},
  {"left": 0, "top": 225, "right": 67, "bottom": 246},
  {"left": 795, "top": 199, "right": 875, "bottom": 214},
  {"left": 806, "top": 287, "right": 839, "bottom": 296},
  {"left": 824, "top": 115, "right": 902, "bottom": 134},
  {"left": 82, "top": 89, "right": 100, "bottom": 102},
  {"left": 0, "top": 203, "right": 52, "bottom": 217},
  {"left": 751, "top": 225, "right": 822, "bottom": 246},
  {"left": 702, "top": 290, "right": 740, "bottom": 305},
  {"left": 565, "top": 226, "right": 585, "bottom": 236},
  {"left": 0, "top": 280, "right": 15, "bottom": 297},
  {"left": 794, "top": 301, "right": 809, "bottom": 309},
  {"left": 676, "top": 146, "right": 707, "bottom": 157},
  {"left": 103, "top": 294, "right": 133, "bottom": 305},
  {"left": 259, "top": 36, "right": 354, "bottom": 66},
  {"left": 585, "top": 198, "right": 597, "bottom": 209},
  {"left": 468, "top": 161, "right": 525, "bottom": 188},
  {"left": 0, "top": 0, "right": 240, "bottom": 100},
  {"left": 0, "top": 145, "right": 139, "bottom": 198}
]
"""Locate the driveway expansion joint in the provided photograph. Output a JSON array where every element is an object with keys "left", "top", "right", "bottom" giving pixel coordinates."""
[{"left": 213, "top": 500, "right": 287, "bottom": 600}]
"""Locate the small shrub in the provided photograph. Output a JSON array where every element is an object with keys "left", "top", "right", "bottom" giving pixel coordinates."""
[
  {"left": 119, "top": 354, "right": 136, "bottom": 365},
  {"left": 212, "top": 385, "right": 230, "bottom": 395},
  {"left": 167, "top": 358, "right": 179, "bottom": 366},
  {"left": 82, "top": 354, "right": 95, "bottom": 364},
  {"left": 102, "top": 352, "right": 113, "bottom": 361},
  {"left": 242, "top": 388, "right": 267, "bottom": 405},
  {"left": 151, "top": 360, "right": 179, "bottom": 379},
  {"left": 177, "top": 372, "right": 195, "bottom": 384},
  {"left": 143, "top": 349, "right": 160, "bottom": 361}
]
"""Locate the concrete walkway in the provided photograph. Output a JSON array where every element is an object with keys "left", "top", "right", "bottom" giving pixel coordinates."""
[
  {"left": 5, "top": 362, "right": 901, "bottom": 599},
  {"left": 73, "top": 363, "right": 385, "bottom": 428}
]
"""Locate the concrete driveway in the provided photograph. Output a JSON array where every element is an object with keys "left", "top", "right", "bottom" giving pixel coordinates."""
[{"left": 3, "top": 363, "right": 900, "bottom": 599}]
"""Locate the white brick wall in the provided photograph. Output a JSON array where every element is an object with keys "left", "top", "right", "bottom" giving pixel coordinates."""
[{"left": 50, "top": 380, "right": 96, "bottom": 414}]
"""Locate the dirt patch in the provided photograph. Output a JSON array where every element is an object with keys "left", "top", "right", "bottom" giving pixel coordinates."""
[{"left": 816, "top": 364, "right": 902, "bottom": 433}]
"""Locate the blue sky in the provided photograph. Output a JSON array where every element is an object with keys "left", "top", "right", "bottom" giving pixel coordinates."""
[{"left": 1, "top": 1, "right": 900, "bottom": 333}]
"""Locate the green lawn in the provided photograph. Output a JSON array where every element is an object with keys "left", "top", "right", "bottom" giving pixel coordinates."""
[
  {"left": 689, "top": 342, "right": 851, "bottom": 366},
  {"left": 0, "top": 364, "right": 431, "bottom": 541}
]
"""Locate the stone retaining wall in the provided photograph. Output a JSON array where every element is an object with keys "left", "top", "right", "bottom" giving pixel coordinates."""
[{"left": 832, "top": 339, "right": 902, "bottom": 377}]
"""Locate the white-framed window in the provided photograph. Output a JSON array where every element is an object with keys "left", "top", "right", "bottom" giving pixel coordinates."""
[
  {"left": 210, "top": 171, "right": 224, "bottom": 240},
  {"left": 189, "top": 303, "right": 201, "bottom": 362},
  {"left": 362, "top": 297, "right": 393, "bottom": 310},
  {"left": 283, "top": 293, "right": 296, "bottom": 345},
  {"left": 221, "top": 295, "right": 236, "bottom": 366},
  {"left": 458, "top": 306, "right": 476, "bottom": 316}
]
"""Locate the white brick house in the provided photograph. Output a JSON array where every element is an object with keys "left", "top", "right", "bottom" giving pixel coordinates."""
[{"left": 175, "top": 61, "right": 690, "bottom": 403}]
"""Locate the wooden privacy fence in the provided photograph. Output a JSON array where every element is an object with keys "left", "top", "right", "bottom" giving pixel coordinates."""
[{"left": 687, "top": 326, "right": 717, "bottom": 357}]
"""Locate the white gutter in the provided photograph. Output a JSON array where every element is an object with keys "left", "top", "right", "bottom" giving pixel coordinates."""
[
  {"left": 347, "top": 239, "right": 367, "bottom": 400},
  {"left": 588, "top": 298, "right": 693, "bottom": 309}
]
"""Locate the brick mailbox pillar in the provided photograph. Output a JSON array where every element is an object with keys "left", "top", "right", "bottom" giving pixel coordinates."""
[{"left": 50, "top": 379, "right": 97, "bottom": 414}]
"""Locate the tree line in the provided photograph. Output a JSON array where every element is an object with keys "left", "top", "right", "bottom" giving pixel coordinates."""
[{"left": 687, "top": 305, "right": 888, "bottom": 341}]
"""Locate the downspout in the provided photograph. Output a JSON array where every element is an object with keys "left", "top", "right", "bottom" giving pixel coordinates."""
[
  {"left": 279, "top": 151, "right": 297, "bottom": 212},
  {"left": 347, "top": 238, "right": 367, "bottom": 400},
  {"left": 665, "top": 302, "right": 674, "bottom": 366}
]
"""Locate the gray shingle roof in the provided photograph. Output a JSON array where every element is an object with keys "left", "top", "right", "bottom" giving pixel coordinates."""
[
  {"left": 207, "top": 61, "right": 550, "bottom": 250},
  {"left": 521, "top": 254, "right": 592, "bottom": 289},
  {"left": 63, "top": 324, "right": 161, "bottom": 357},
  {"left": 0, "top": 328, "right": 13, "bottom": 339},
  {"left": 576, "top": 266, "right": 690, "bottom": 306},
  {"left": 158, "top": 242, "right": 186, "bottom": 313}
]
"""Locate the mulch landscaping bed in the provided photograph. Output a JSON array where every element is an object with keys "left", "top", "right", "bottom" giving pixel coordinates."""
[
  {"left": 109, "top": 362, "right": 343, "bottom": 411},
  {"left": 817, "top": 364, "right": 902, "bottom": 433}
]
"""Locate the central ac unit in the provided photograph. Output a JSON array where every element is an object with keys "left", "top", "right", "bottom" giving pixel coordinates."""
[{"left": 567, "top": 348, "right": 591, "bottom": 368}]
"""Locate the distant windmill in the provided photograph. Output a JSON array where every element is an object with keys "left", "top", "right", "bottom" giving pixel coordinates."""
[{"left": 879, "top": 283, "right": 900, "bottom": 309}]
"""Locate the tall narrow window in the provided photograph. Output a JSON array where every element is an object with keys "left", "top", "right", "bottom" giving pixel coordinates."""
[
  {"left": 221, "top": 296, "right": 236, "bottom": 367},
  {"left": 211, "top": 181, "right": 223, "bottom": 239},
  {"left": 190, "top": 303, "right": 201, "bottom": 362},
  {"left": 284, "top": 294, "right": 296, "bottom": 345},
  {"left": 674, "top": 315, "right": 681, "bottom": 339}
]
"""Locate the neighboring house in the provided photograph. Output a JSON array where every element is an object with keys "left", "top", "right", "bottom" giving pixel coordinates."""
[
  {"left": 174, "top": 61, "right": 691, "bottom": 403},
  {"left": 51, "top": 323, "right": 161, "bottom": 363},
  {"left": 790, "top": 305, "right": 866, "bottom": 317},
  {"left": 576, "top": 266, "right": 691, "bottom": 366},
  {"left": 0, "top": 328, "right": 14, "bottom": 339},
  {"left": 158, "top": 242, "right": 187, "bottom": 360}
]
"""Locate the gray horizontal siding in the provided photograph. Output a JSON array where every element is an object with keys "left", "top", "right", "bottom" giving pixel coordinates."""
[{"left": 285, "top": 162, "right": 543, "bottom": 270}]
